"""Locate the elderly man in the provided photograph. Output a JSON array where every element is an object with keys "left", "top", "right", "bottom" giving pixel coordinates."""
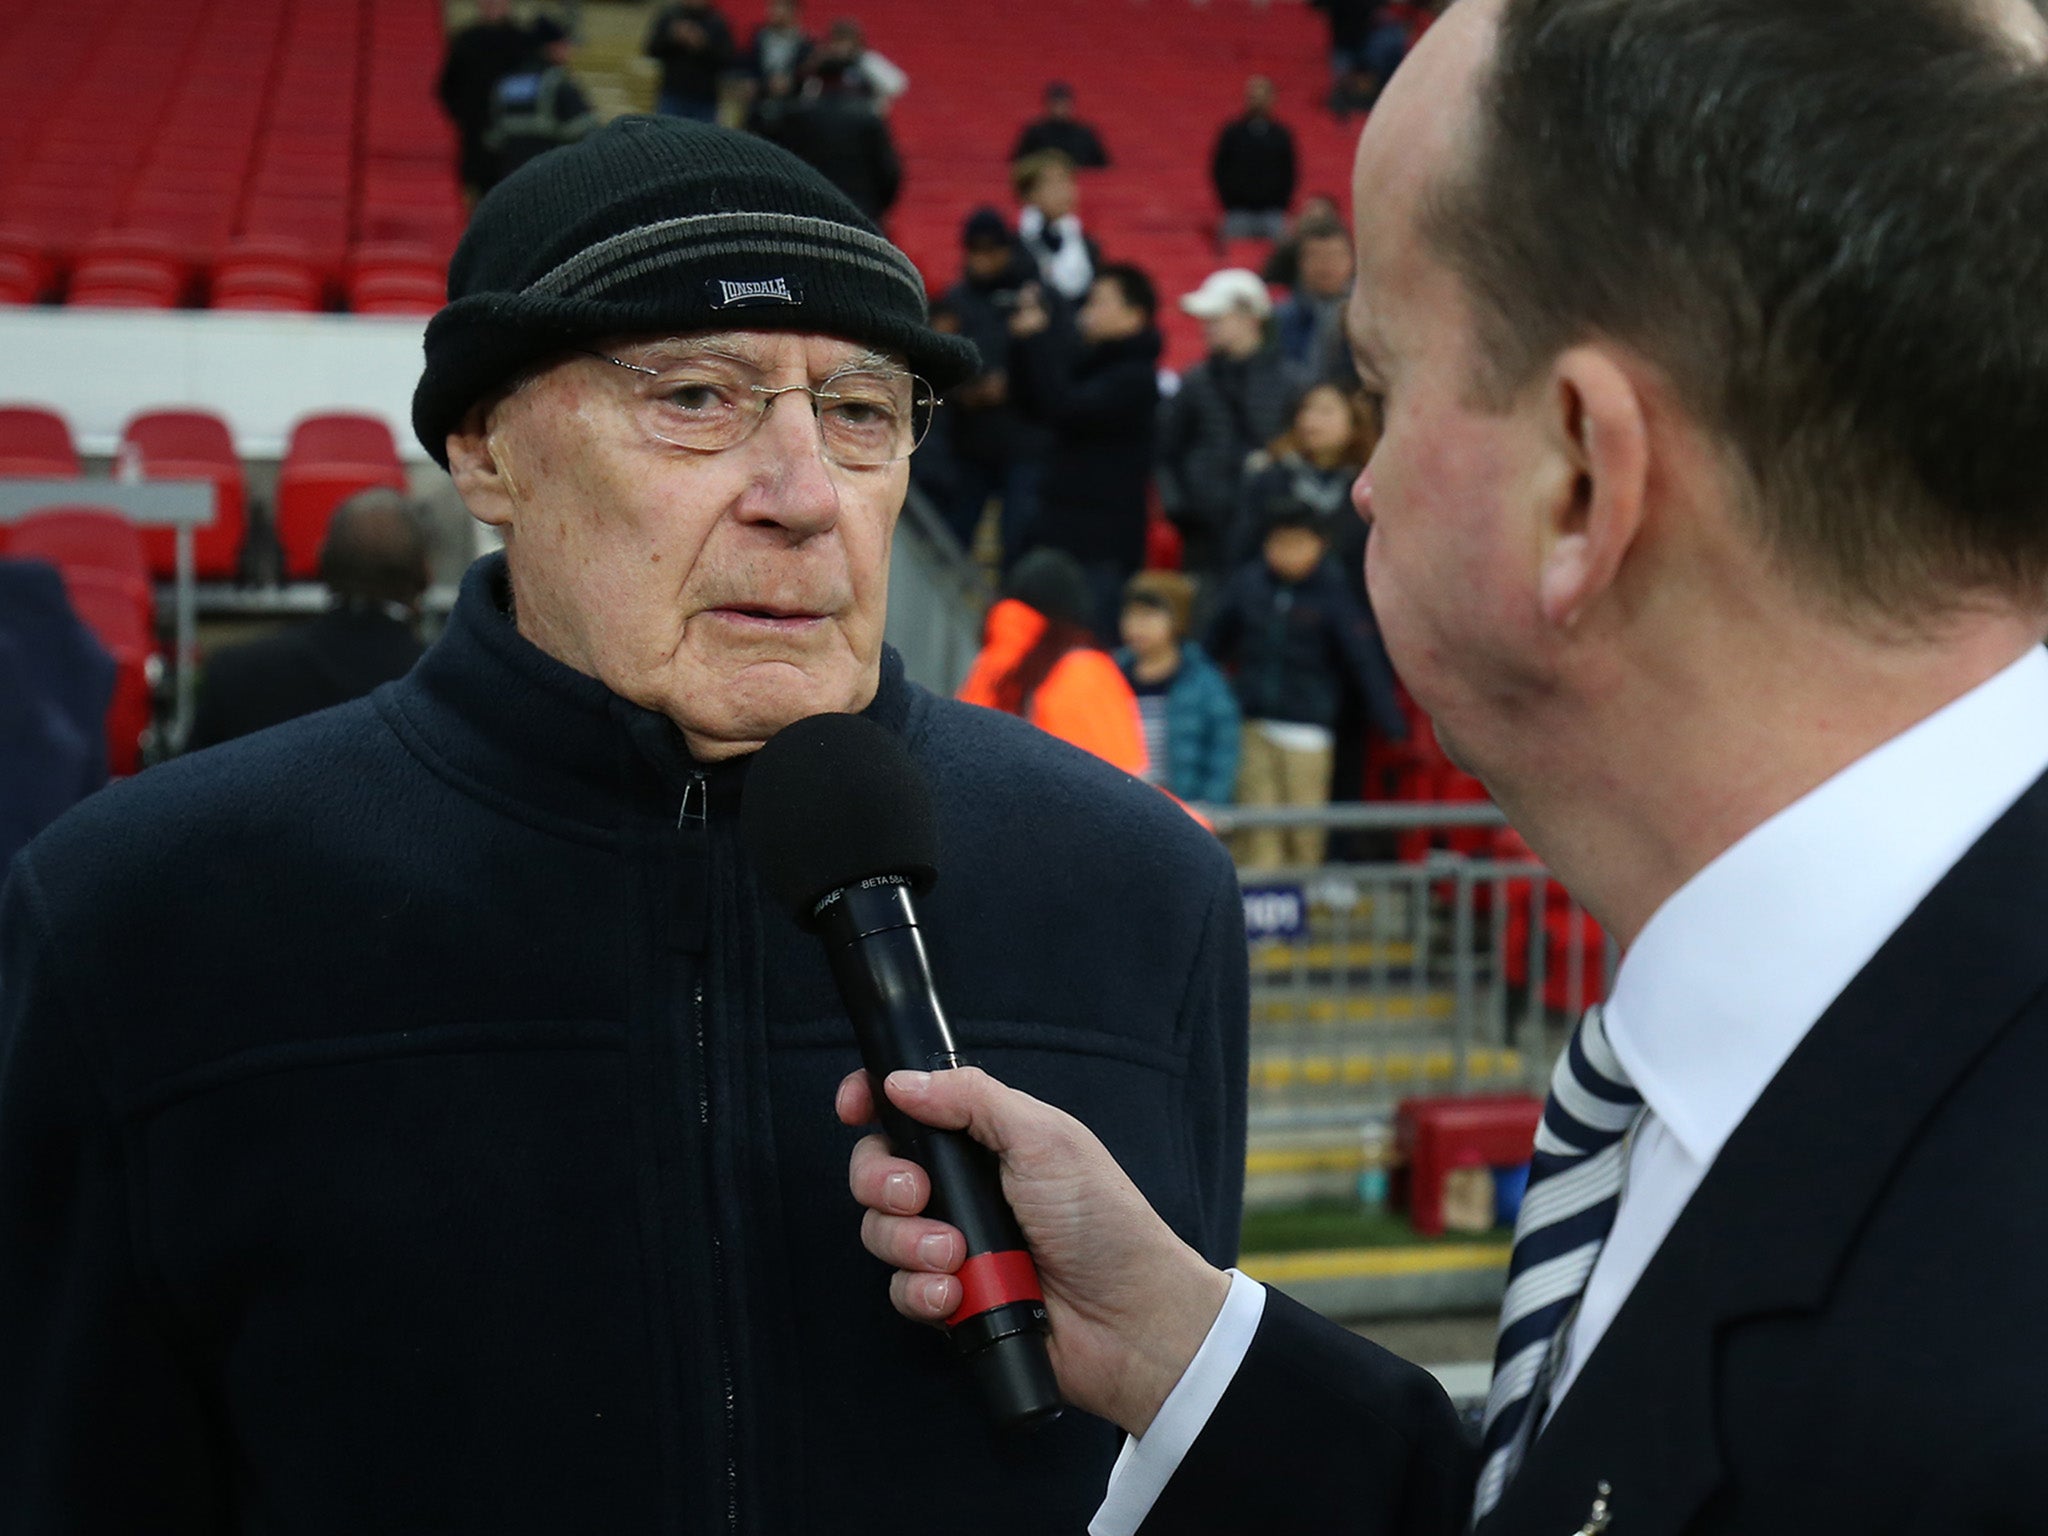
[
  {"left": 0, "top": 120, "right": 1247, "bottom": 1534},
  {"left": 851, "top": 0, "right": 2048, "bottom": 1533}
]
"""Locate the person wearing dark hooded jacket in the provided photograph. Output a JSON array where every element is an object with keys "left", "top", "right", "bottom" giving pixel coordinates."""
[
  {"left": 1208, "top": 506, "right": 1406, "bottom": 868},
  {"left": 939, "top": 208, "right": 1052, "bottom": 562},
  {"left": 760, "top": 65, "right": 901, "bottom": 220},
  {"left": 1007, "top": 262, "right": 1164, "bottom": 640}
]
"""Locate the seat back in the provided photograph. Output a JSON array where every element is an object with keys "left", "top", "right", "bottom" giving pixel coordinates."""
[
  {"left": 121, "top": 409, "right": 248, "bottom": 580},
  {"left": 1, "top": 506, "right": 150, "bottom": 585},
  {"left": 0, "top": 406, "right": 81, "bottom": 477},
  {"left": 44, "top": 564, "right": 158, "bottom": 776},
  {"left": 276, "top": 414, "right": 407, "bottom": 578}
]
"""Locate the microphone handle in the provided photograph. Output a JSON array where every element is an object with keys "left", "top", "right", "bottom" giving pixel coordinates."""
[{"left": 817, "top": 880, "right": 1063, "bottom": 1430}]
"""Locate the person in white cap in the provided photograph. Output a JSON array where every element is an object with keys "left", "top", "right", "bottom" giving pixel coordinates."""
[{"left": 1157, "top": 268, "right": 1305, "bottom": 584}]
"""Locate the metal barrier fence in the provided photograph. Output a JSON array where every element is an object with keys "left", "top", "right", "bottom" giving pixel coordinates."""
[{"left": 1201, "top": 802, "right": 1617, "bottom": 1210}]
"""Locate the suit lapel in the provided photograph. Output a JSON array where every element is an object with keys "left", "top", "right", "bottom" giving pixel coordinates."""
[{"left": 1480, "top": 767, "right": 2048, "bottom": 1536}]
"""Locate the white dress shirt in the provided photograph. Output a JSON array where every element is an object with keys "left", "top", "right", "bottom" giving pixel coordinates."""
[{"left": 1093, "top": 647, "right": 2048, "bottom": 1536}]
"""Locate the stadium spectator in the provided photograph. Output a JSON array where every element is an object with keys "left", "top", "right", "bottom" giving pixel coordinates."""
[
  {"left": 958, "top": 549, "right": 1147, "bottom": 776},
  {"left": 1260, "top": 192, "right": 1344, "bottom": 288},
  {"left": 1208, "top": 506, "right": 1405, "bottom": 869},
  {"left": 938, "top": 207, "right": 1049, "bottom": 562},
  {"left": 1272, "top": 219, "right": 1355, "bottom": 372},
  {"left": 1238, "top": 383, "right": 1385, "bottom": 845},
  {"left": 1158, "top": 268, "right": 1305, "bottom": 585},
  {"left": 188, "top": 491, "right": 429, "bottom": 751},
  {"left": 763, "top": 61, "right": 902, "bottom": 219},
  {"left": 1116, "top": 570, "right": 1240, "bottom": 805},
  {"left": 814, "top": 17, "right": 909, "bottom": 113},
  {"left": 0, "top": 559, "right": 113, "bottom": 869},
  {"left": 1210, "top": 76, "right": 1297, "bottom": 245},
  {"left": 0, "top": 119, "right": 1246, "bottom": 1535},
  {"left": 1008, "top": 264, "right": 1164, "bottom": 640},
  {"left": 483, "top": 19, "right": 599, "bottom": 184},
  {"left": 1012, "top": 150, "right": 1098, "bottom": 302},
  {"left": 1364, "top": 3, "right": 1443, "bottom": 92},
  {"left": 436, "top": 0, "right": 536, "bottom": 204},
  {"left": 645, "top": 0, "right": 735, "bottom": 122},
  {"left": 747, "top": 0, "right": 814, "bottom": 82},
  {"left": 1236, "top": 381, "right": 1376, "bottom": 590},
  {"left": 1010, "top": 82, "right": 1111, "bottom": 170}
]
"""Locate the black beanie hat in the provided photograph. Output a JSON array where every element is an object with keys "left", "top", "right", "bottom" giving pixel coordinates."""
[
  {"left": 1004, "top": 549, "right": 1096, "bottom": 633},
  {"left": 412, "top": 115, "right": 979, "bottom": 466}
]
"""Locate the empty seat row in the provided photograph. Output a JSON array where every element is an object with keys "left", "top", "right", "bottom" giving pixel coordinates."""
[
  {"left": 0, "top": 404, "right": 408, "bottom": 583},
  {"left": 0, "top": 0, "right": 461, "bottom": 311},
  {"left": 0, "top": 231, "right": 447, "bottom": 315}
]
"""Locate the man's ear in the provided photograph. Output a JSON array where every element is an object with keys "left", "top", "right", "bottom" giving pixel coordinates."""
[
  {"left": 1537, "top": 345, "right": 1651, "bottom": 630},
  {"left": 445, "top": 400, "right": 521, "bottom": 532}
]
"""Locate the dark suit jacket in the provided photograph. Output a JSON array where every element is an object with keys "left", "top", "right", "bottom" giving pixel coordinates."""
[
  {"left": 1144, "top": 765, "right": 2048, "bottom": 1534},
  {"left": 190, "top": 607, "right": 423, "bottom": 751}
]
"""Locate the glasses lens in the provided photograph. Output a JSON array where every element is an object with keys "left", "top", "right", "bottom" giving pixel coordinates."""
[
  {"left": 816, "top": 373, "right": 936, "bottom": 466},
  {"left": 627, "top": 364, "right": 757, "bottom": 453}
]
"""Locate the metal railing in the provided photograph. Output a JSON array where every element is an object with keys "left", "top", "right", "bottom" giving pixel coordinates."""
[
  {"left": 1208, "top": 802, "right": 1616, "bottom": 1210},
  {"left": 884, "top": 485, "right": 987, "bottom": 698}
]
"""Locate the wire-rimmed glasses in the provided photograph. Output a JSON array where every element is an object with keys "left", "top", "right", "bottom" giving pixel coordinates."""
[{"left": 582, "top": 348, "right": 940, "bottom": 467}]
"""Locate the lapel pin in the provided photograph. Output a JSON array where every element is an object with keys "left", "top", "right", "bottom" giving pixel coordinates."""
[{"left": 1574, "top": 1481, "right": 1613, "bottom": 1535}]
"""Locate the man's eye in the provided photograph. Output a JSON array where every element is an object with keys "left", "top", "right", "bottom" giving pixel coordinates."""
[
  {"left": 827, "top": 400, "right": 895, "bottom": 429},
  {"left": 660, "top": 382, "right": 734, "bottom": 413}
]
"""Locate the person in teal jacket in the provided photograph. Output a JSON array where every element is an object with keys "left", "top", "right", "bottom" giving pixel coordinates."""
[{"left": 1116, "top": 569, "right": 1241, "bottom": 806}]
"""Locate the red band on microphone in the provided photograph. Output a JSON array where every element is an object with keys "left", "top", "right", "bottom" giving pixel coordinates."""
[{"left": 947, "top": 1249, "right": 1044, "bottom": 1326}]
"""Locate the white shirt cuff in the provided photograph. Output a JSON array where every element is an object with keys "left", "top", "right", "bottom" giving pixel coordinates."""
[{"left": 1087, "top": 1269, "right": 1268, "bottom": 1536}]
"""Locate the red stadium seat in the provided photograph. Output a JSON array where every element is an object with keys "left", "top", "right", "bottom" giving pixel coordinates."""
[
  {"left": 58, "top": 566, "right": 157, "bottom": 777},
  {"left": 66, "top": 254, "right": 187, "bottom": 308},
  {"left": 119, "top": 410, "right": 248, "bottom": 580},
  {"left": 0, "top": 406, "right": 81, "bottom": 477},
  {"left": 0, "top": 228, "right": 54, "bottom": 304},
  {"left": 210, "top": 248, "right": 326, "bottom": 312},
  {"left": 346, "top": 263, "right": 444, "bottom": 315},
  {"left": 275, "top": 414, "right": 408, "bottom": 579},
  {"left": 0, "top": 505, "right": 150, "bottom": 587}
]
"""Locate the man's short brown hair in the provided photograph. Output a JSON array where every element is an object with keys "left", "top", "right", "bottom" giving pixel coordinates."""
[{"left": 1426, "top": 0, "right": 2048, "bottom": 624}]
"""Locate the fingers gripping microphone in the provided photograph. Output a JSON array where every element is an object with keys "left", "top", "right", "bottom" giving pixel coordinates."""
[{"left": 741, "top": 713, "right": 1063, "bottom": 1430}]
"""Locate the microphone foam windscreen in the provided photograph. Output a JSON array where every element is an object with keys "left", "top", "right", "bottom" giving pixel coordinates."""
[{"left": 741, "top": 712, "right": 940, "bottom": 922}]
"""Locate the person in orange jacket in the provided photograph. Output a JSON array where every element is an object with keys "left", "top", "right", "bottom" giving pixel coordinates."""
[{"left": 958, "top": 549, "right": 1147, "bottom": 777}]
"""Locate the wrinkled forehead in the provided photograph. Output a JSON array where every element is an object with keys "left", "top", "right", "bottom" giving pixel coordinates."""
[{"left": 597, "top": 330, "right": 911, "bottom": 377}]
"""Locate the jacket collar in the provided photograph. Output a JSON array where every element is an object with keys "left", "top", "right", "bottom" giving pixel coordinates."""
[
  {"left": 1482, "top": 764, "right": 2048, "bottom": 1536},
  {"left": 383, "top": 551, "right": 912, "bottom": 831},
  {"left": 1087, "top": 328, "right": 1163, "bottom": 370}
]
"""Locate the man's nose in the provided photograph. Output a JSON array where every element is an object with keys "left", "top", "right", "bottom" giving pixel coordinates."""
[{"left": 744, "top": 390, "right": 843, "bottom": 535}]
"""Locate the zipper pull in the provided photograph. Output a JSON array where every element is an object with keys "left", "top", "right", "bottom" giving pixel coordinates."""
[{"left": 678, "top": 771, "right": 708, "bottom": 830}]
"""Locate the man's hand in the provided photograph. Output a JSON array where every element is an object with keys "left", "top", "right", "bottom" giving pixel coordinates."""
[{"left": 838, "top": 1067, "right": 1231, "bottom": 1436}]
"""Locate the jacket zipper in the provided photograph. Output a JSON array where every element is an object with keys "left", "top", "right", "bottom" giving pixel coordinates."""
[{"left": 680, "top": 772, "right": 740, "bottom": 1535}]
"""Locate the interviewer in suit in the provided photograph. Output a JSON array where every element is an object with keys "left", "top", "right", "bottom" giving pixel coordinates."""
[{"left": 842, "top": 0, "right": 2048, "bottom": 1531}]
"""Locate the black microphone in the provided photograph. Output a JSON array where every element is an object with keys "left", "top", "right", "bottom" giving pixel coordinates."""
[{"left": 741, "top": 712, "right": 1063, "bottom": 1430}]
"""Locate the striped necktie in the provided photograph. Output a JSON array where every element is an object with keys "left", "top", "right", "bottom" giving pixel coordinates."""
[{"left": 1470, "top": 1004, "right": 1644, "bottom": 1524}]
